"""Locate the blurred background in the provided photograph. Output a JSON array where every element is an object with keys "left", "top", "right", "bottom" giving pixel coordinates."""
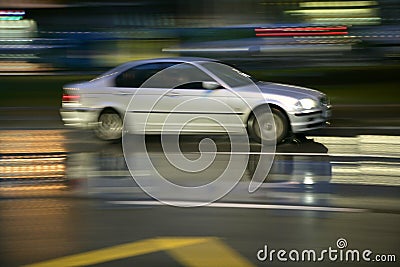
[
  {"left": 0, "top": 0, "right": 399, "bottom": 71},
  {"left": 1, "top": 1, "right": 399, "bottom": 266},
  {"left": 1, "top": 0, "right": 399, "bottom": 108}
]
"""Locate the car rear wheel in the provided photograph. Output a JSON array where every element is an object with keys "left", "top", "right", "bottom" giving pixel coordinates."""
[
  {"left": 249, "top": 107, "right": 289, "bottom": 144},
  {"left": 94, "top": 109, "right": 123, "bottom": 141}
]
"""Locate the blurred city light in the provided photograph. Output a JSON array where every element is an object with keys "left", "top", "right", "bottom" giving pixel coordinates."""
[{"left": 0, "top": 0, "right": 398, "bottom": 73}]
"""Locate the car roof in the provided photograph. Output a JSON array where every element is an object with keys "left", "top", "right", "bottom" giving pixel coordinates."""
[
  {"left": 133, "top": 57, "right": 217, "bottom": 63},
  {"left": 99, "top": 57, "right": 220, "bottom": 78}
]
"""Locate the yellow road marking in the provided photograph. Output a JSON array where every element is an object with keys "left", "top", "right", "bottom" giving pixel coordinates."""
[
  {"left": 168, "top": 237, "right": 254, "bottom": 267},
  {"left": 24, "top": 237, "right": 255, "bottom": 267},
  {"left": 24, "top": 237, "right": 210, "bottom": 267}
]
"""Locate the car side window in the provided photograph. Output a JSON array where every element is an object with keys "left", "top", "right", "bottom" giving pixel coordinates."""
[
  {"left": 174, "top": 82, "right": 205, "bottom": 90},
  {"left": 114, "top": 62, "right": 177, "bottom": 88},
  {"left": 174, "top": 82, "right": 224, "bottom": 90}
]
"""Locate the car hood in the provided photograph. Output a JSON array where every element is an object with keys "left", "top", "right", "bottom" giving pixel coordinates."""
[{"left": 255, "top": 81, "right": 324, "bottom": 100}]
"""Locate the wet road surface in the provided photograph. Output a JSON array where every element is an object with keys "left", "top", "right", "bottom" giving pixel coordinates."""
[
  {"left": 1, "top": 128, "right": 399, "bottom": 266},
  {"left": 1, "top": 198, "right": 399, "bottom": 267}
]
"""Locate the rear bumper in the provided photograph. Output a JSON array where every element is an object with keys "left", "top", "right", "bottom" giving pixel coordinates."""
[
  {"left": 60, "top": 107, "right": 99, "bottom": 128},
  {"left": 289, "top": 108, "right": 331, "bottom": 133}
]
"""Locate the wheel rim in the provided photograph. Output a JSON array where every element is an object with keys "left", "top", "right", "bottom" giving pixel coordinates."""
[
  {"left": 97, "top": 113, "right": 122, "bottom": 140},
  {"left": 254, "top": 113, "right": 283, "bottom": 142}
]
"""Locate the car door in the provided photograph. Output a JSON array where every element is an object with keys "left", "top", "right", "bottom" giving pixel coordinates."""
[
  {"left": 120, "top": 61, "right": 249, "bottom": 134},
  {"left": 110, "top": 62, "right": 179, "bottom": 133},
  {"left": 152, "top": 65, "right": 248, "bottom": 135}
]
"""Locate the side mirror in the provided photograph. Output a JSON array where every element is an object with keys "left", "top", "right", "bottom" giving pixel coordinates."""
[{"left": 202, "top": 81, "right": 221, "bottom": 90}]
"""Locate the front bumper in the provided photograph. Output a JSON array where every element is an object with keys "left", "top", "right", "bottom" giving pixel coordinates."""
[
  {"left": 289, "top": 108, "right": 331, "bottom": 133},
  {"left": 60, "top": 107, "right": 100, "bottom": 128}
]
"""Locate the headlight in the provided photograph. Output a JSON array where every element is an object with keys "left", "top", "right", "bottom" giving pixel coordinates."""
[{"left": 298, "top": 98, "right": 318, "bottom": 110}]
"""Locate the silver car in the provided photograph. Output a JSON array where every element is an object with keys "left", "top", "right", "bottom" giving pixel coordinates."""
[{"left": 60, "top": 57, "right": 331, "bottom": 143}]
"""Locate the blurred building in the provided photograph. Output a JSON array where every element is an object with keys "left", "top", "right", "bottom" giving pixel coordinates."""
[{"left": 0, "top": 0, "right": 399, "bottom": 72}]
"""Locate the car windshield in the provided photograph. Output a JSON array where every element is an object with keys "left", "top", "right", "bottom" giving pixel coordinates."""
[
  {"left": 198, "top": 61, "right": 258, "bottom": 88},
  {"left": 89, "top": 63, "right": 129, "bottom": 82}
]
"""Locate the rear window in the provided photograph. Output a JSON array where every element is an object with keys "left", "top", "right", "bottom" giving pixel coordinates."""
[{"left": 114, "top": 62, "right": 178, "bottom": 88}]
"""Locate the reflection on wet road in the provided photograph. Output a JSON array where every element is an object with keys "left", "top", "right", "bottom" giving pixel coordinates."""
[
  {"left": 1, "top": 129, "right": 399, "bottom": 210},
  {"left": 0, "top": 130, "right": 69, "bottom": 195},
  {"left": 1, "top": 129, "right": 399, "bottom": 267}
]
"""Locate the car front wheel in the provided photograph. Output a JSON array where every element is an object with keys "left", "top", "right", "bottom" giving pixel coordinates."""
[
  {"left": 249, "top": 107, "right": 289, "bottom": 144},
  {"left": 94, "top": 109, "right": 123, "bottom": 141}
]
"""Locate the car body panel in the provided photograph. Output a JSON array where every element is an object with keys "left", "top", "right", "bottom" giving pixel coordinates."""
[{"left": 60, "top": 57, "right": 331, "bottom": 138}]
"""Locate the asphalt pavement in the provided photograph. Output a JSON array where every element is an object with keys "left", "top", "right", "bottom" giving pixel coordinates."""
[
  {"left": 1, "top": 198, "right": 399, "bottom": 267},
  {"left": 0, "top": 109, "right": 399, "bottom": 266}
]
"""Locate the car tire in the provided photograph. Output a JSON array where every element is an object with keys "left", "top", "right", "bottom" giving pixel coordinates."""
[
  {"left": 248, "top": 106, "right": 289, "bottom": 144},
  {"left": 94, "top": 109, "right": 123, "bottom": 141}
]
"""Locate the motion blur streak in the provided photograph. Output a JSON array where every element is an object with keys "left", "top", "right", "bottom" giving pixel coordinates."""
[
  {"left": 1, "top": 130, "right": 400, "bottom": 198},
  {"left": 0, "top": 1, "right": 399, "bottom": 72},
  {"left": 0, "top": 130, "right": 68, "bottom": 196},
  {"left": 313, "top": 136, "right": 400, "bottom": 156},
  {"left": 300, "top": 1, "right": 378, "bottom": 8},
  {"left": 0, "top": 130, "right": 66, "bottom": 152},
  {"left": 109, "top": 200, "right": 367, "bottom": 213}
]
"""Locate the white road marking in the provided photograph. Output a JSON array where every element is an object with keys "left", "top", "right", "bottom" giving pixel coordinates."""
[
  {"left": 205, "top": 151, "right": 400, "bottom": 159},
  {"left": 108, "top": 200, "right": 366, "bottom": 213},
  {"left": 129, "top": 150, "right": 400, "bottom": 159},
  {"left": 327, "top": 126, "right": 400, "bottom": 129}
]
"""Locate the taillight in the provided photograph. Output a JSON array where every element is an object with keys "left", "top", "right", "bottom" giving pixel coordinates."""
[
  {"left": 62, "top": 94, "right": 80, "bottom": 102},
  {"left": 62, "top": 88, "right": 80, "bottom": 103}
]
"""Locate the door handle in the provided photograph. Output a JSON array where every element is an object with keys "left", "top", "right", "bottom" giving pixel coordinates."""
[
  {"left": 114, "top": 91, "right": 132, "bottom": 95},
  {"left": 166, "top": 92, "right": 180, "bottom": 97}
]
